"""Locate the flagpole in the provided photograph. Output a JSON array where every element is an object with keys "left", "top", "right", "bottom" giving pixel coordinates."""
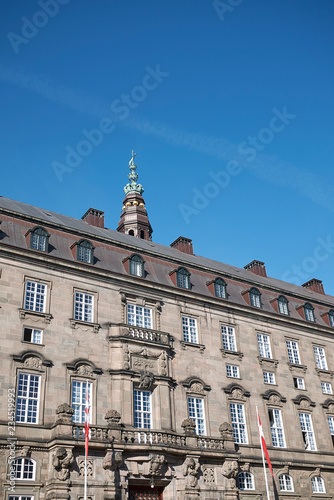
[
  {"left": 84, "top": 379, "right": 89, "bottom": 500},
  {"left": 256, "top": 406, "right": 271, "bottom": 500}
]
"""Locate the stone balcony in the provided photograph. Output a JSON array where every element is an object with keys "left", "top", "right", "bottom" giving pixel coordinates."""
[{"left": 109, "top": 323, "right": 174, "bottom": 348}]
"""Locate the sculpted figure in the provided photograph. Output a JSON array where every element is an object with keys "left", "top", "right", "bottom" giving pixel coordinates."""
[
  {"left": 52, "top": 447, "right": 74, "bottom": 481},
  {"left": 182, "top": 457, "right": 200, "bottom": 488},
  {"left": 149, "top": 454, "right": 165, "bottom": 476}
]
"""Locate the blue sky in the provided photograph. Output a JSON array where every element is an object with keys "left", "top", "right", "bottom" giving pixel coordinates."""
[{"left": 1, "top": 0, "right": 334, "bottom": 294}]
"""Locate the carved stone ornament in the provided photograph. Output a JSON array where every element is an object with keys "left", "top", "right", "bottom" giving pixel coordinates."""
[
  {"left": 78, "top": 457, "right": 93, "bottom": 477},
  {"left": 231, "top": 388, "right": 243, "bottom": 400},
  {"left": 105, "top": 410, "right": 121, "bottom": 426},
  {"left": 76, "top": 364, "right": 93, "bottom": 377},
  {"left": 182, "top": 457, "right": 201, "bottom": 489},
  {"left": 190, "top": 382, "right": 204, "bottom": 394},
  {"left": 240, "top": 462, "right": 250, "bottom": 472},
  {"left": 24, "top": 356, "right": 42, "bottom": 370},
  {"left": 138, "top": 371, "right": 155, "bottom": 389},
  {"left": 56, "top": 403, "right": 74, "bottom": 424},
  {"left": 182, "top": 418, "right": 196, "bottom": 434},
  {"left": 203, "top": 467, "right": 215, "bottom": 484},
  {"left": 149, "top": 454, "right": 166, "bottom": 477},
  {"left": 269, "top": 394, "right": 281, "bottom": 405},
  {"left": 219, "top": 422, "right": 233, "bottom": 434},
  {"left": 159, "top": 351, "right": 168, "bottom": 376},
  {"left": 52, "top": 447, "right": 74, "bottom": 481},
  {"left": 123, "top": 343, "right": 130, "bottom": 370},
  {"left": 103, "top": 450, "right": 123, "bottom": 471},
  {"left": 222, "top": 460, "right": 238, "bottom": 479},
  {"left": 17, "top": 445, "right": 31, "bottom": 457},
  {"left": 300, "top": 398, "right": 310, "bottom": 409}
]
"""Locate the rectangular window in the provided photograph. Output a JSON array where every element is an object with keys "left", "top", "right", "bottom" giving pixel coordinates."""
[
  {"left": 269, "top": 408, "right": 286, "bottom": 447},
  {"left": 182, "top": 316, "right": 198, "bottom": 343},
  {"left": 188, "top": 397, "right": 206, "bottom": 435},
  {"left": 71, "top": 380, "right": 92, "bottom": 424},
  {"left": 134, "top": 389, "right": 152, "bottom": 429},
  {"left": 23, "top": 327, "right": 43, "bottom": 344},
  {"left": 299, "top": 412, "right": 316, "bottom": 451},
  {"left": 127, "top": 304, "right": 152, "bottom": 329},
  {"left": 257, "top": 333, "right": 272, "bottom": 359},
  {"left": 32, "top": 232, "right": 46, "bottom": 251},
  {"left": 226, "top": 364, "right": 240, "bottom": 378},
  {"left": 321, "top": 382, "right": 332, "bottom": 394},
  {"left": 15, "top": 373, "right": 40, "bottom": 424},
  {"left": 230, "top": 402, "right": 248, "bottom": 444},
  {"left": 263, "top": 371, "right": 276, "bottom": 384},
  {"left": 221, "top": 325, "right": 236, "bottom": 351},
  {"left": 74, "top": 292, "right": 93, "bottom": 322},
  {"left": 286, "top": 340, "right": 301, "bottom": 364},
  {"left": 9, "top": 497, "right": 34, "bottom": 500},
  {"left": 313, "top": 346, "right": 328, "bottom": 370},
  {"left": 328, "top": 416, "right": 334, "bottom": 446},
  {"left": 293, "top": 377, "right": 305, "bottom": 390},
  {"left": 24, "top": 280, "right": 46, "bottom": 312}
]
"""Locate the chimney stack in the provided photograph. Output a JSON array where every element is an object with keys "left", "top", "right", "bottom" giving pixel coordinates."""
[
  {"left": 170, "top": 236, "right": 194, "bottom": 255},
  {"left": 302, "top": 279, "right": 325, "bottom": 295},
  {"left": 82, "top": 208, "right": 105, "bottom": 228},
  {"left": 244, "top": 260, "right": 267, "bottom": 277}
]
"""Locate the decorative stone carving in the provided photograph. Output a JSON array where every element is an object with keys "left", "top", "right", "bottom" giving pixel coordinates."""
[
  {"left": 76, "top": 364, "right": 93, "bottom": 377},
  {"left": 138, "top": 371, "right": 155, "bottom": 389},
  {"left": 222, "top": 460, "right": 238, "bottom": 490},
  {"left": 17, "top": 446, "right": 31, "bottom": 457},
  {"left": 78, "top": 457, "right": 93, "bottom": 477},
  {"left": 219, "top": 422, "right": 233, "bottom": 434},
  {"left": 190, "top": 382, "right": 204, "bottom": 394},
  {"left": 300, "top": 398, "right": 310, "bottom": 409},
  {"left": 240, "top": 462, "right": 250, "bottom": 472},
  {"left": 149, "top": 454, "right": 166, "bottom": 477},
  {"left": 52, "top": 447, "right": 74, "bottom": 481},
  {"left": 56, "top": 403, "right": 74, "bottom": 424},
  {"left": 269, "top": 394, "right": 281, "bottom": 405},
  {"left": 203, "top": 467, "right": 215, "bottom": 484},
  {"left": 123, "top": 343, "right": 130, "bottom": 370},
  {"left": 182, "top": 418, "right": 196, "bottom": 434},
  {"left": 103, "top": 450, "right": 123, "bottom": 479},
  {"left": 159, "top": 351, "right": 168, "bottom": 376},
  {"left": 182, "top": 457, "right": 200, "bottom": 489},
  {"left": 231, "top": 388, "right": 243, "bottom": 399},
  {"left": 24, "top": 356, "right": 42, "bottom": 370},
  {"left": 105, "top": 410, "right": 121, "bottom": 426}
]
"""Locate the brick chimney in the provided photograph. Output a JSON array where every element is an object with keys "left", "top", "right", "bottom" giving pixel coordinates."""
[
  {"left": 302, "top": 279, "right": 325, "bottom": 295},
  {"left": 244, "top": 260, "right": 267, "bottom": 277},
  {"left": 82, "top": 208, "right": 105, "bottom": 228},
  {"left": 170, "top": 236, "right": 194, "bottom": 255}
]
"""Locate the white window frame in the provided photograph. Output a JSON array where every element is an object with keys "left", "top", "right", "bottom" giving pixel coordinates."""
[
  {"left": 257, "top": 333, "right": 272, "bottom": 359},
  {"left": 313, "top": 346, "right": 328, "bottom": 370},
  {"left": 230, "top": 402, "right": 248, "bottom": 444},
  {"left": 269, "top": 408, "right": 286, "bottom": 448},
  {"left": 263, "top": 371, "right": 276, "bottom": 384},
  {"left": 23, "top": 327, "right": 43, "bottom": 344},
  {"left": 11, "top": 457, "right": 36, "bottom": 480},
  {"left": 134, "top": 389, "right": 152, "bottom": 429},
  {"left": 250, "top": 289, "right": 261, "bottom": 308},
  {"left": 188, "top": 397, "right": 206, "bottom": 435},
  {"left": 24, "top": 280, "right": 46, "bottom": 313},
  {"left": 9, "top": 496, "right": 34, "bottom": 500},
  {"left": 182, "top": 316, "right": 198, "bottom": 344},
  {"left": 238, "top": 471, "right": 254, "bottom": 490},
  {"left": 71, "top": 380, "right": 92, "bottom": 424},
  {"left": 127, "top": 303, "right": 152, "bottom": 329},
  {"left": 304, "top": 304, "right": 315, "bottom": 322},
  {"left": 293, "top": 377, "right": 305, "bottom": 389},
  {"left": 321, "top": 382, "right": 332, "bottom": 394},
  {"left": 226, "top": 364, "right": 239, "bottom": 378},
  {"left": 279, "top": 474, "right": 294, "bottom": 492},
  {"left": 222, "top": 325, "right": 237, "bottom": 351},
  {"left": 74, "top": 291, "right": 94, "bottom": 323},
  {"left": 286, "top": 340, "right": 301, "bottom": 364},
  {"left": 15, "top": 372, "right": 41, "bottom": 424},
  {"left": 299, "top": 412, "right": 316, "bottom": 451},
  {"left": 311, "top": 476, "right": 326, "bottom": 493},
  {"left": 129, "top": 255, "right": 144, "bottom": 277},
  {"left": 278, "top": 296, "right": 289, "bottom": 315},
  {"left": 328, "top": 416, "right": 334, "bottom": 445}
]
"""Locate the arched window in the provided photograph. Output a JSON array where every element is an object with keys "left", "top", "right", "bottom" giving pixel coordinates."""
[
  {"left": 278, "top": 295, "right": 289, "bottom": 315},
  {"left": 311, "top": 476, "right": 326, "bottom": 493},
  {"left": 30, "top": 227, "right": 49, "bottom": 252},
  {"left": 214, "top": 278, "right": 227, "bottom": 298},
  {"left": 237, "top": 472, "right": 254, "bottom": 490},
  {"left": 129, "top": 230, "right": 134, "bottom": 236},
  {"left": 129, "top": 254, "right": 145, "bottom": 277},
  {"left": 77, "top": 240, "right": 94, "bottom": 264},
  {"left": 304, "top": 303, "right": 315, "bottom": 322},
  {"left": 329, "top": 310, "right": 334, "bottom": 327},
  {"left": 279, "top": 474, "right": 294, "bottom": 492},
  {"left": 11, "top": 457, "right": 35, "bottom": 480},
  {"left": 250, "top": 287, "right": 261, "bottom": 308},
  {"left": 140, "top": 230, "right": 145, "bottom": 239},
  {"left": 176, "top": 267, "right": 190, "bottom": 289}
]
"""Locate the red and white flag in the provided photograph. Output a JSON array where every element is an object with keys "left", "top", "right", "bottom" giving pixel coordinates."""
[
  {"left": 84, "top": 385, "right": 90, "bottom": 459},
  {"left": 257, "top": 410, "right": 273, "bottom": 477}
]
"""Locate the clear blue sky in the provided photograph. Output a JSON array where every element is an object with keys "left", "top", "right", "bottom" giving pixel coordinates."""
[{"left": 1, "top": 1, "right": 334, "bottom": 294}]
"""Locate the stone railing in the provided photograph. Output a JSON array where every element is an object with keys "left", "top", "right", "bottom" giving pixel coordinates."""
[
  {"left": 72, "top": 425, "right": 109, "bottom": 441},
  {"left": 121, "top": 430, "right": 186, "bottom": 447},
  {"left": 197, "top": 437, "right": 225, "bottom": 449},
  {"left": 109, "top": 323, "right": 173, "bottom": 347}
]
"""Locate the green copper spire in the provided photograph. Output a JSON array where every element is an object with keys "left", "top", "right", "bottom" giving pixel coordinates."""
[{"left": 123, "top": 150, "right": 144, "bottom": 195}]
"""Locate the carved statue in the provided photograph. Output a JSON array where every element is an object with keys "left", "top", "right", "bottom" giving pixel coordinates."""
[
  {"left": 139, "top": 371, "right": 154, "bottom": 389},
  {"left": 182, "top": 457, "right": 200, "bottom": 488},
  {"left": 222, "top": 460, "right": 238, "bottom": 489},
  {"left": 52, "top": 447, "right": 74, "bottom": 481},
  {"left": 149, "top": 454, "right": 166, "bottom": 477},
  {"left": 103, "top": 451, "right": 123, "bottom": 472}
]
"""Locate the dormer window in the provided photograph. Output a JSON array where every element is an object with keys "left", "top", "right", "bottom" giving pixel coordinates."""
[
  {"left": 77, "top": 240, "right": 94, "bottom": 264},
  {"left": 30, "top": 227, "right": 49, "bottom": 252},
  {"left": 329, "top": 310, "right": 334, "bottom": 327},
  {"left": 176, "top": 267, "right": 191, "bottom": 289},
  {"left": 250, "top": 287, "right": 261, "bottom": 308},
  {"left": 304, "top": 303, "right": 315, "bottom": 322},
  {"left": 278, "top": 295, "right": 289, "bottom": 315},
  {"left": 129, "top": 254, "right": 144, "bottom": 277},
  {"left": 214, "top": 278, "right": 227, "bottom": 298}
]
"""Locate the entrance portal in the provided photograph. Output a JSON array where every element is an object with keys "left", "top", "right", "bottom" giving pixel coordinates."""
[{"left": 128, "top": 485, "right": 163, "bottom": 499}]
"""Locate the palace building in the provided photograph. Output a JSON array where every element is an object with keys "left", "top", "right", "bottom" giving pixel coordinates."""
[{"left": 1, "top": 153, "right": 334, "bottom": 500}]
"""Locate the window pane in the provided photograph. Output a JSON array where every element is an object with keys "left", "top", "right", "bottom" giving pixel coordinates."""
[
  {"left": 127, "top": 304, "right": 152, "bottom": 329},
  {"left": 286, "top": 340, "right": 300, "bottom": 364},
  {"left": 74, "top": 292, "right": 93, "bottom": 322},
  {"left": 269, "top": 408, "right": 285, "bottom": 447},
  {"left": 71, "top": 381, "right": 92, "bottom": 424},
  {"left": 313, "top": 346, "right": 327, "bottom": 370},
  {"left": 188, "top": 397, "right": 206, "bottom": 435},
  {"left": 257, "top": 334, "right": 272, "bottom": 358},
  {"left": 299, "top": 412, "right": 316, "bottom": 450},
  {"left": 134, "top": 389, "right": 152, "bottom": 429},
  {"left": 222, "top": 325, "right": 236, "bottom": 351},
  {"left": 15, "top": 373, "right": 40, "bottom": 424},
  {"left": 24, "top": 281, "right": 46, "bottom": 312},
  {"left": 230, "top": 403, "right": 248, "bottom": 444},
  {"left": 182, "top": 316, "right": 198, "bottom": 343}
]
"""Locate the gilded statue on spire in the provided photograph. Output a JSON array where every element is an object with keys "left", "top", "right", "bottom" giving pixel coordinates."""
[{"left": 124, "top": 151, "right": 144, "bottom": 195}]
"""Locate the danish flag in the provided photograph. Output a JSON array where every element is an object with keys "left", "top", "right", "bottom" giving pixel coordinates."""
[
  {"left": 84, "top": 385, "right": 90, "bottom": 459},
  {"left": 257, "top": 410, "right": 273, "bottom": 477}
]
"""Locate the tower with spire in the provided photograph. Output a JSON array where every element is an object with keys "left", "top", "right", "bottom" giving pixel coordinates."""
[{"left": 117, "top": 151, "right": 153, "bottom": 240}]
